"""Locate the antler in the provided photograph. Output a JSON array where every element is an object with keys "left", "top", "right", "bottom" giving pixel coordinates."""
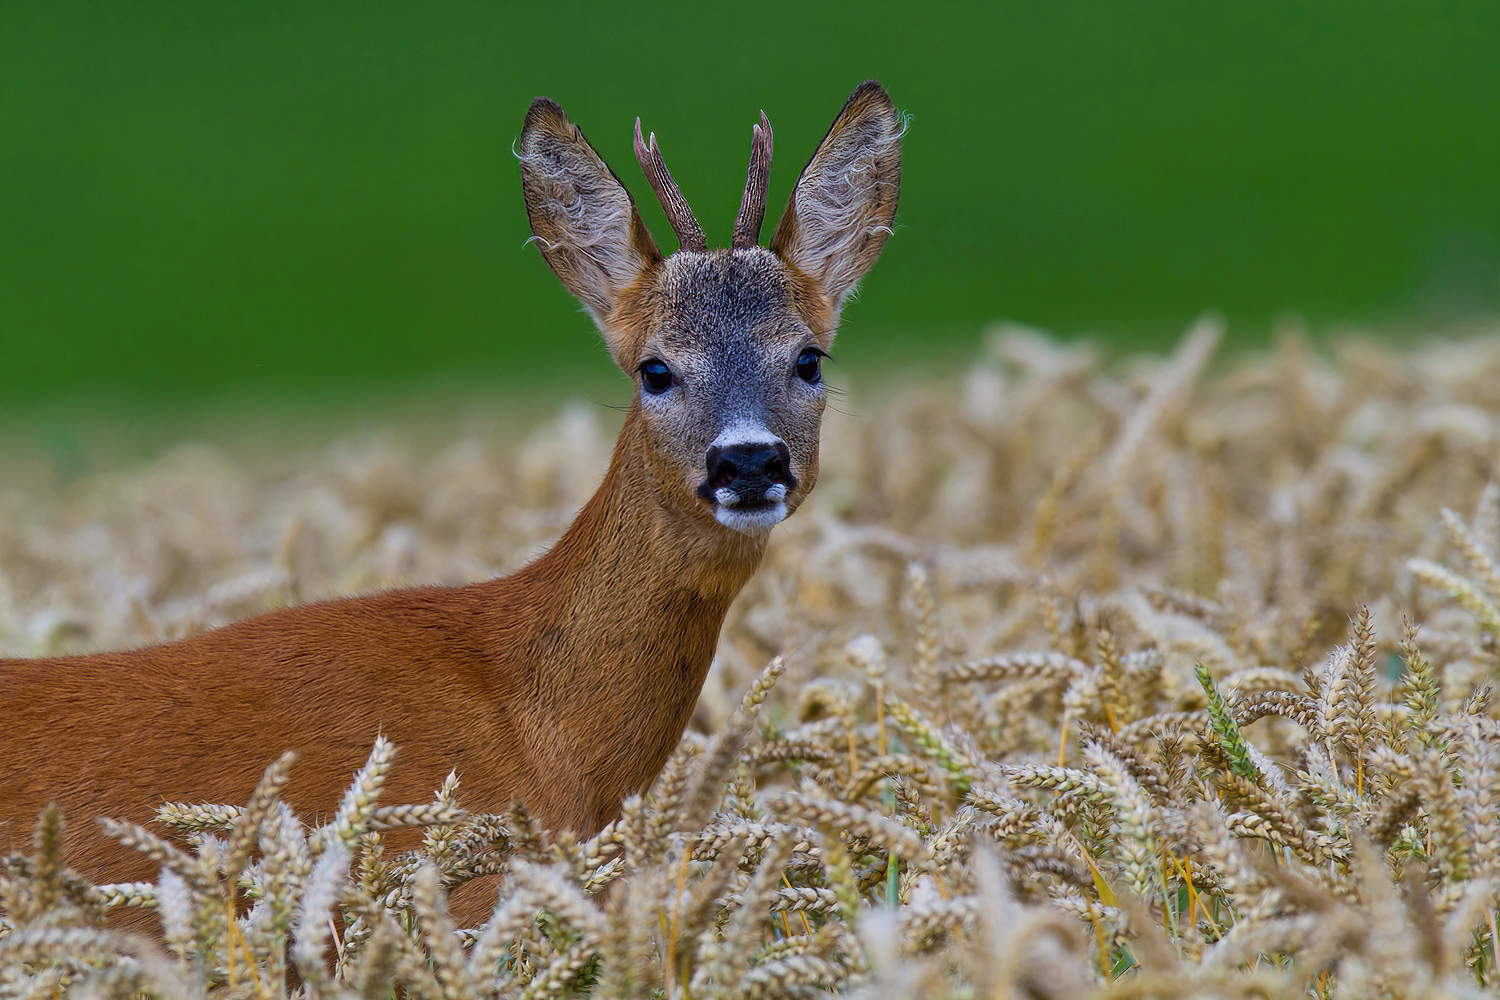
[
  {"left": 634, "top": 118, "right": 707, "bottom": 252},
  {"left": 732, "top": 112, "right": 774, "bottom": 249}
]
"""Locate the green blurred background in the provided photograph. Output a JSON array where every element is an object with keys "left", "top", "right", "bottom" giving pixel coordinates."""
[{"left": 2, "top": 1, "right": 1498, "bottom": 414}]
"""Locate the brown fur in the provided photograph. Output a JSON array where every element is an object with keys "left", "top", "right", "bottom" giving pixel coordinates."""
[
  {"left": 0, "top": 81, "right": 901, "bottom": 930},
  {"left": 0, "top": 411, "right": 760, "bottom": 925}
]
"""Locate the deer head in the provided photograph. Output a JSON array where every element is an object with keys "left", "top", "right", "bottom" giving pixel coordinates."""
[{"left": 518, "top": 81, "right": 902, "bottom": 536}]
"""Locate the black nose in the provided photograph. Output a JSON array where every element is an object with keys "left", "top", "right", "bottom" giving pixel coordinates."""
[{"left": 700, "top": 442, "right": 798, "bottom": 498}]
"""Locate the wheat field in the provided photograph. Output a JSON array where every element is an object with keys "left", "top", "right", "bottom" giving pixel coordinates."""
[{"left": 5, "top": 318, "right": 1500, "bottom": 998}]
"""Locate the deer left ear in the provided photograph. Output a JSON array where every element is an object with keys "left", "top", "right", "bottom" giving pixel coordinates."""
[
  {"left": 769, "top": 81, "right": 903, "bottom": 315},
  {"left": 518, "top": 98, "right": 663, "bottom": 349}
]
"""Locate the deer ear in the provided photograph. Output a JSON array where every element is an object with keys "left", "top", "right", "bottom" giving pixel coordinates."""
[
  {"left": 519, "top": 98, "right": 663, "bottom": 338},
  {"left": 770, "top": 81, "right": 903, "bottom": 314}
]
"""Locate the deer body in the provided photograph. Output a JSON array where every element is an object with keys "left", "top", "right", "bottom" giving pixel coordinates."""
[
  {"left": 1, "top": 407, "right": 761, "bottom": 921},
  {"left": 0, "top": 82, "right": 901, "bottom": 927}
]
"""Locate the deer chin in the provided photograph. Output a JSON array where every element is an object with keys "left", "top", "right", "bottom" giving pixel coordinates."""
[{"left": 713, "top": 499, "right": 788, "bottom": 535}]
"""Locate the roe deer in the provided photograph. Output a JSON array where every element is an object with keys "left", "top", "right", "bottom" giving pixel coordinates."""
[{"left": 0, "top": 81, "right": 902, "bottom": 926}]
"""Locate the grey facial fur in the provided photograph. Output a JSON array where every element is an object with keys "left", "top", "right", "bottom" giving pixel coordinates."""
[{"left": 634, "top": 249, "right": 825, "bottom": 534}]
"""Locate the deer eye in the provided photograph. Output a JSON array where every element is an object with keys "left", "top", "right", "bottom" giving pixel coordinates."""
[
  {"left": 638, "top": 359, "right": 674, "bottom": 394},
  {"left": 795, "top": 348, "right": 824, "bottom": 384}
]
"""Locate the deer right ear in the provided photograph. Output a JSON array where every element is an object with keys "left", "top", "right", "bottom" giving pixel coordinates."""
[
  {"left": 770, "top": 81, "right": 903, "bottom": 321},
  {"left": 519, "top": 98, "right": 663, "bottom": 344}
]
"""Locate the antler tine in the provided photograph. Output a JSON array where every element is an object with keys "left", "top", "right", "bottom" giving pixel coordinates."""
[
  {"left": 731, "top": 111, "right": 774, "bottom": 249},
  {"left": 634, "top": 117, "right": 707, "bottom": 252}
]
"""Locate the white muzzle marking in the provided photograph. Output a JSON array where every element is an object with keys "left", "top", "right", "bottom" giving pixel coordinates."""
[
  {"left": 705, "top": 420, "right": 792, "bottom": 535},
  {"left": 711, "top": 419, "right": 777, "bottom": 451},
  {"left": 714, "top": 500, "right": 788, "bottom": 534}
]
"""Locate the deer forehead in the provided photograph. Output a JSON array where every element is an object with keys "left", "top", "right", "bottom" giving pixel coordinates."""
[{"left": 613, "top": 248, "right": 833, "bottom": 365}]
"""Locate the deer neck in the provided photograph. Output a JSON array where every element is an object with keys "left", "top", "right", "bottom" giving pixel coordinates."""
[{"left": 501, "top": 404, "right": 767, "bottom": 721}]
